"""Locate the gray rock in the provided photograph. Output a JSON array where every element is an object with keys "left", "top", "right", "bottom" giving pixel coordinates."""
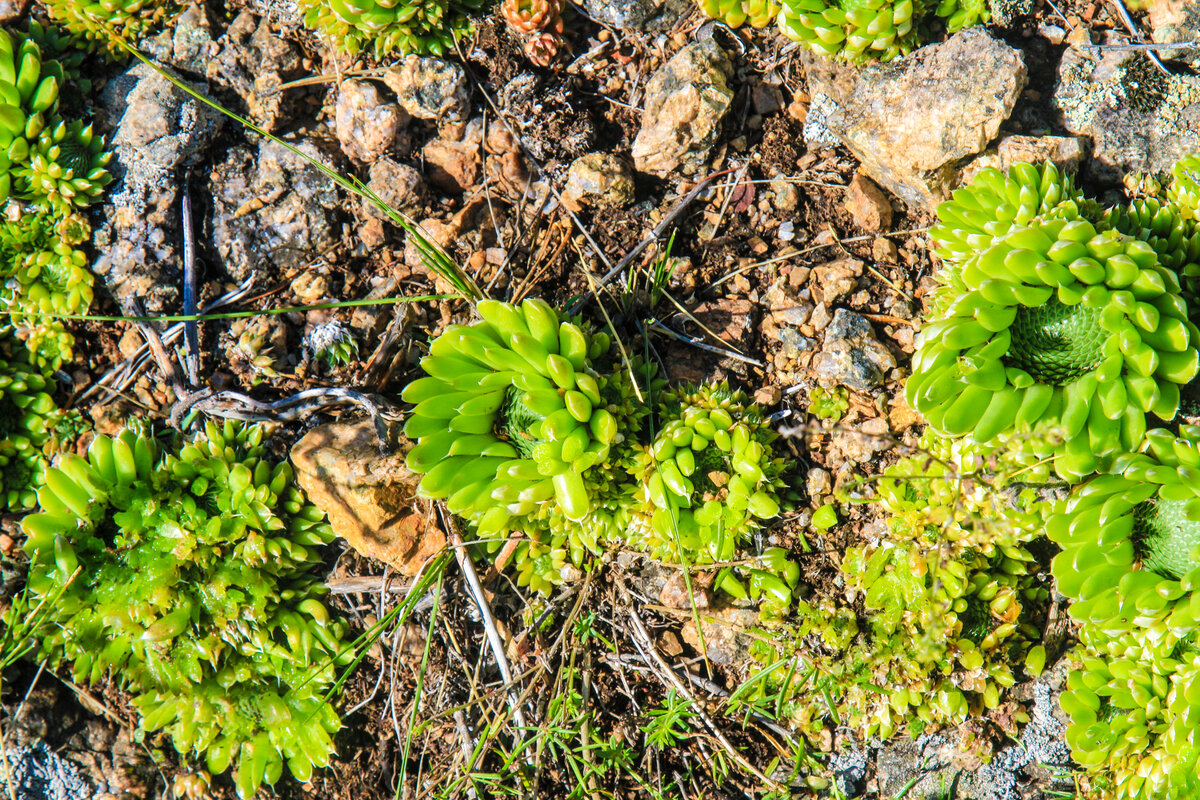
[
  {"left": 209, "top": 138, "right": 342, "bottom": 281},
  {"left": 814, "top": 310, "right": 896, "bottom": 392},
  {"left": 563, "top": 153, "right": 637, "bottom": 209},
  {"left": 778, "top": 327, "right": 813, "bottom": 361},
  {"left": 0, "top": 742, "right": 91, "bottom": 800},
  {"left": 383, "top": 55, "right": 469, "bottom": 122},
  {"left": 580, "top": 0, "right": 688, "bottom": 29},
  {"left": 988, "top": 0, "right": 1035, "bottom": 26},
  {"left": 1052, "top": 43, "right": 1200, "bottom": 183},
  {"left": 335, "top": 79, "right": 409, "bottom": 163},
  {"left": 92, "top": 62, "right": 223, "bottom": 313},
  {"left": 831, "top": 750, "right": 868, "bottom": 797},
  {"left": 364, "top": 157, "right": 426, "bottom": 219},
  {"left": 809, "top": 29, "right": 1027, "bottom": 211},
  {"left": 142, "top": 4, "right": 218, "bottom": 76},
  {"left": 205, "top": 11, "right": 305, "bottom": 132},
  {"left": 632, "top": 40, "right": 734, "bottom": 177}
]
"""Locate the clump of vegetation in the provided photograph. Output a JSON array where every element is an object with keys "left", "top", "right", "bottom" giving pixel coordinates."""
[
  {"left": 911, "top": 161, "right": 1200, "bottom": 480},
  {"left": 696, "top": 0, "right": 779, "bottom": 28},
  {"left": 305, "top": 320, "right": 359, "bottom": 371},
  {"left": 299, "top": 0, "right": 485, "bottom": 57},
  {"left": 403, "top": 300, "right": 798, "bottom": 614},
  {"left": 741, "top": 432, "right": 1049, "bottom": 741},
  {"left": 774, "top": 0, "right": 988, "bottom": 63},
  {"left": 808, "top": 385, "right": 848, "bottom": 420},
  {"left": 23, "top": 422, "right": 351, "bottom": 799},
  {"left": 40, "top": 0, "right": 181, "bottom": 57},
  {"left": 1168, "top": 154, "right": 1200, "bottom": 221},
  {"left": 500, "top": 0, "right": 566, "bottom": 65},
  {"left": 0, "top": 328, "right": 61, "bottom": 511}
]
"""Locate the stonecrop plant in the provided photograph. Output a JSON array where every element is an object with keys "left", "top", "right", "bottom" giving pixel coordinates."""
[
  {"left": 403, "top": 300, "right": 799, "bottom": 615},
  {"left": 24, "top": 422, "right": 351, "bottom": 799},
  {"left": 911, "top": 161, "right": 1200, "bottom": 480},
  {"left": 0, "top": 326, "right": 62, "bottom": 511},
  {"left": 40, "top": 0, "right": 181, "bottom": 57},
  {"left": 775, "top": 0, "right": 988, "bottom": 63},
  {"left": 299, "top": 0, "right": 485, "bottom": 57},
  {"left": 695, "top": 0, "right": 779, "bottom": 28}
]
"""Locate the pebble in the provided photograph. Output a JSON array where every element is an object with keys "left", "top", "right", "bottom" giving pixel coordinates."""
[
  {"left": 843, "top": 171, "right": 893, "bottom": 232},
  {"left": 813, "top": 310, "right": 897, "bottom": 392},
  {"left": 562, "top": 153, "right": 637, "bottom": 210},
  {"left": 383, "top": 55, "right": 470, "bottom": 122},
  {"left": 335, "top": 80, "right": 408, "bottom": 163}
]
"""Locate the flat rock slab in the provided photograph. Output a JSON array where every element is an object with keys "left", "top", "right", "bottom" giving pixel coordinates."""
[
  {"left": 808, "top": 28, "right": 1027, "bottom": 211},
  {"left": 291, "top": 420, "right": 446, "bottom": 576}
]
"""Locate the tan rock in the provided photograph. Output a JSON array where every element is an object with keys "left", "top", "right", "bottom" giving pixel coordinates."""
[
  {"left": 335, "top": 80, "right": 408, "bottom": 163},
  {"left": 844, "top": 171, "right": 893, "bottom": 232},
  {"left": 291, "top": 420, "right": 445, "bottom": 576},
  {"left": 679, "top": 606, "right": 762, "bottom": 667}
]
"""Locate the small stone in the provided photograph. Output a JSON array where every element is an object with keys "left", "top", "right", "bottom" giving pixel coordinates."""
[
  {"left": 291, "top": 420, "right": 446, "bottom": 576},
  {"left": 335, "top": 79, "right": 408, "bottom": 163},
  {"left": 563, "top": 153, "right": 636, "bottom": 210},
  {"left": 754, "top": 385, "right": 782, "bottom": 406},
  {"left": 679, "top": 607, "right": 762, "bottom": 667},
  {"left": 364, "top": 157, "right": 425, "bottom": 219},
  {"left": 632, "top": 40, "right": 734, "bottom": 177},
  {"left": 660, "top": 570, "right": 709, "bottom": 609},
  {"left": 813, "top": 309, "right": 897, "bottom": 392},
  {"left": 813, "top": 257, "right": 863, "bottom": 306},
  {"left": 291, "top": 271, "right": 330, "bottom": 305},
  {"left": 889, "top": 394, "right": 924, "bottom": 431},
  {"left": 872, "top": 237, "right": 899, "bottom": 263},
  {"left": 751, "top": 82, "right": 785, "bottom": 116},
  {"left": 806, "top": 467, "right": 832, "bottom": 498},
  {"left": 810, "top": 302, "right": 833, "bottom": 332},
  {"left": 422, "top": 118, "right": 483, "bottom": 192},
  {"left": 844, "top": 171, "right": 893, "bottom": 232},
  {"left": 383, "top": 55, "right": 469, "bottom": 122},
  {"left": 0, "top": 0, "right": 29, "bottom": 22}
]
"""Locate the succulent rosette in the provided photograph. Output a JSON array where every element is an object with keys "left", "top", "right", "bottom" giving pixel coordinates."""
[
  {"left": 930, "top": 162, "right": 1087, "bottom": 272},
  {"left": 1105, "top": 197, "right": 1200, "bottom": 297},
  {"left": 1168, "top": 154, "right": 1200, "bottom": 221},
  {"left": 1062, "top": 628, "right": 1200, "bottom": 800},
  {"left": 698, "top": 0, "right": 780, "bottom": 28},
  {"left": 910, "top": 210, "right": 1200, "bottom": 480},
  {"left": 0, "top": 343, "right": 56, "bottom": 510},
  {"left": 24, "top": 422, "right": 349, "bottom": 799},
  {"left": 41, "top": 0, "right": 181, "bottom": 57},
  {"left": 776, "top": 0, "right": 987, "bottom": 63},
  {"left": 403, "top": 300, "right": 651, "bottom": 559},
  {"left": 299, "top": 0, "right": 485, "bottom": 57},
  {"left": 1049, "top": 427, "right": 1200, "bottom": 641},
  {"left": 14, "top": 118, "right": 113, "bottom": 210}
]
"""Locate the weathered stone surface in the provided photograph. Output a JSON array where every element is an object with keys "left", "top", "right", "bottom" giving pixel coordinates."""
[
  {"left": 423, "top": 118, "right": 483, "bottom": 193},
  {"left": 335, "top": 79, "right": 408, "bottom": 163},
  {"left": 1143, "top": 0, "right": 1200, "bottom": 65},
  {"left": 813, "top": 310, "right": 896, "bottom": 392},
  {"left": 1052, "top": 41, "right": 1200, "bottom": 182},
  {"left": 291, "top": 420, "right": 446, "bottom": 576},
  {"left": 632, "top": 40, "right": 734, "bottom": 177},
  {"left": 363, "top": 157, "right": 426, "bottom": 219},
  {"left": 92, "top": 62, "right": 223, "bottom": 313},
  {"left": 679, "top": 606, "right": 762, "bottom": 667},
  {"left": 580, "top": 0, "right": 688, "bottom": 29},
  {"left": 209, "top": 138, "right": 341, "bottom": 281},
  {"left": 563, "top": 153, "right": 636, "bottom": 210},
  {"left": 383, "top": 55, "right": 469, "bottom": 122},
  {"left": 809, "top": 29, "right": 1026, "bottom": 210},
  {"left": 959, "top": 133, "right": 1089, "bottom": 186}
]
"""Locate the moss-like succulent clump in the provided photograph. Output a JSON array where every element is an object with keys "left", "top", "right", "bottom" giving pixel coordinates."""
[
  {"left": 1050, "top": 427, "right": 1200, "bottom": 640},
  {"left": 1168, "top": 154, "right": 1200, "bottom": 222},
  {"left": 299, "top": 0, "right": 485, "bottom": 57},
  {"left": 912, "top": 162, "right": 1200, "bottom": 480},
  {"left": 1062, "top": 628, "right": 1200, "bottom": 800},
  {"left": 697, "top": 0, "right": 780, "bottom": 27},
  {"left": 776, "top": 0, "right": 988, "bottom": 63},
  {"left": 403, "top": 301, "right": 799, "bottom": 614},
  {"left": 24, "top": 422, "right": 351, "bottom": 799},
  {"left": 0, "top": 330, "right": 59, "bottom": 510},
  {"left": 41, "top": 0, "right": 181, "bottom": 58}
]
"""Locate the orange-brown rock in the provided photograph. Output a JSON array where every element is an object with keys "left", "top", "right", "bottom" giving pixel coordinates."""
[{"left": 291, "top": 419, "right": 445, "bottom": 576}]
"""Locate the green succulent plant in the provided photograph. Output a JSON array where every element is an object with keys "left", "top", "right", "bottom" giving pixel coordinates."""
[
  {"left": 776, "top": 0, "right": 988, "bottom": 63},
  {"left": 808, "top": 385, "right": 848, "bottom": 421},
  {"left": 24, "top": 422, "right": 351, "bottom": 799},
  {"left": 697, "top": 0, "right": 779, "bottom": 27},
  {"left": 1168, "top": 154, "right": 1200, "bottom": 221},
  {"left": 0, "top": 339, "right": 57, "bottom": 511},
  {"left": 912, "top": 163, "right": 1200, "bottom": 481},
  {"left": 1105, "top": 197, "right": 1200, "bottom": 297},
  {"left": 405, "top": 300, "right": 637, "bottom": 529},
  {"left": 13, "top": 117, "right": 113, "bottom": 210},
  {"left": 306, "top": 320, "right": 358, "bottom": 371},
  {"left": 1049, "top": 427, "right": 1200, "bottom": 642},
  {"left": 1062, "top": 627, "right": 1200, "bottom": 800},
  {"left": 41, "top": 0, "right": 182, "bottom": 58},
  {"left": 298, "top": 0, "right": 486, "bottom": 57}
]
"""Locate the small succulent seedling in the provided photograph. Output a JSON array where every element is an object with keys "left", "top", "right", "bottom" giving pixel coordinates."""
[
  {"left": 24, "top": 422, "right": 351, "bottom": 799},
  {"left": 1168, "top": 154, "right": 1200, "bottom": 221},
  {"left": 299, "top": 0, "right": 486, "bottom": 57},
  {"left": 808, "top": 385, "right": 848, "bottom": 421}
]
